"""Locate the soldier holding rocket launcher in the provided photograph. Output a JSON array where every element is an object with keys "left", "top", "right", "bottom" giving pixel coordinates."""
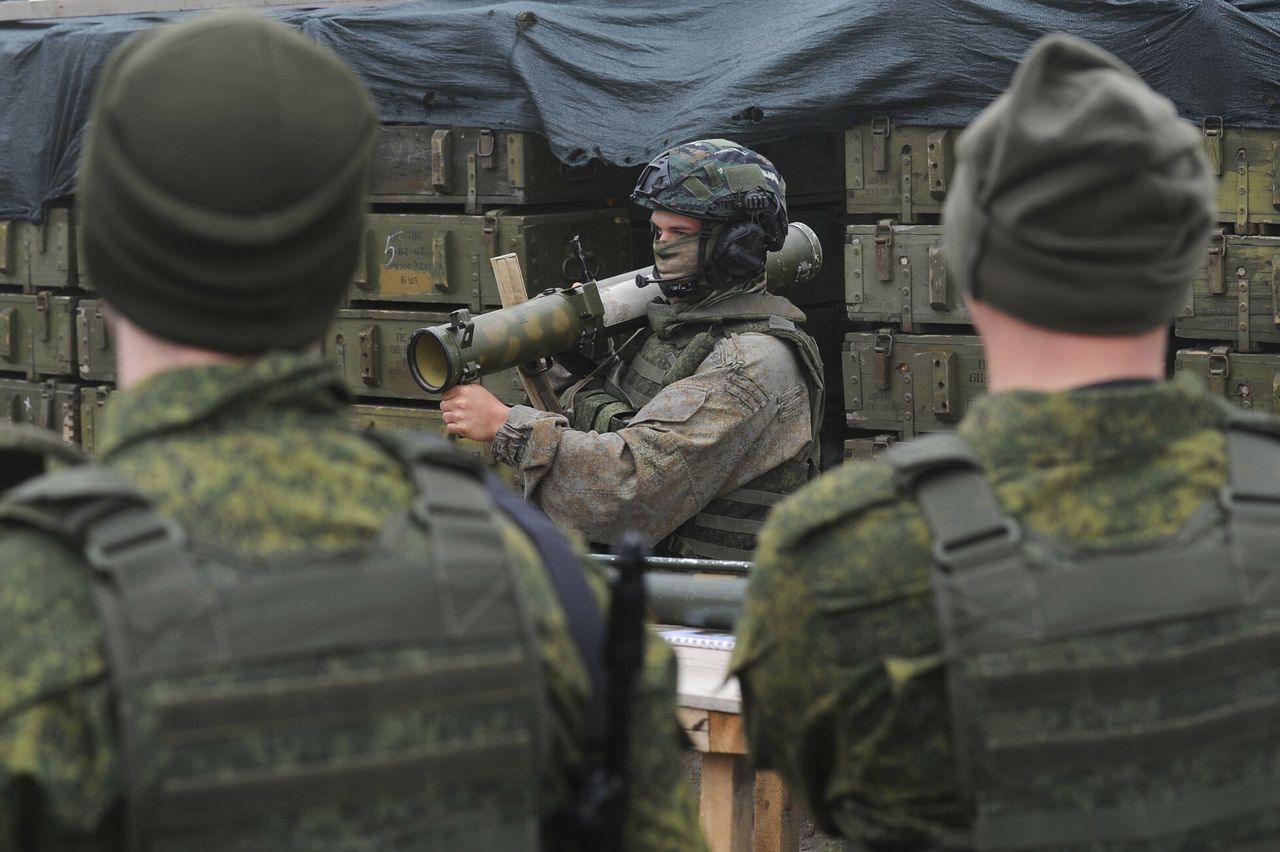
[{"left": 438, "top": 140, "right": 825, "bottom": 558}]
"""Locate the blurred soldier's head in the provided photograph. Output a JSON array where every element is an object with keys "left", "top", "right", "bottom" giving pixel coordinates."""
[
  {"left": 79, "top": 11, "right": 376, "bottom": 376},
  {"left": 943, "top": 34, "right": 1215, "bottom": 388},
  {"left": 631, "top": 139, "right": 787, "bottom": 298}
]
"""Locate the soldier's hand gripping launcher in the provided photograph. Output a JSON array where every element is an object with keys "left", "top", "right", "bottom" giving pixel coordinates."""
[{"left": 407, "top": 222, "right": 823, "bottom": 394}]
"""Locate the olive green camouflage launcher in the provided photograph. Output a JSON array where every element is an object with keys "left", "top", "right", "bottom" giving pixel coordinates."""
[{"left": 407, "top": 221, "right": 824, "bottom": 395}]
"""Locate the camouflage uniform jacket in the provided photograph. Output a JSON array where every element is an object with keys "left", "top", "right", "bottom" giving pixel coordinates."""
[
  {"left": 0, "top": 353, "right": 705, "bottom": 852},
  {"left": 731, "top": 378, "right": 1234, "bottom": 850},
  {"left": 490, "top": 294, "right": 815, "bottom": 547}
]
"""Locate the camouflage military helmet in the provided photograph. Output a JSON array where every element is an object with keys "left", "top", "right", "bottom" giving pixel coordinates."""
[{"left": 632, "top": 139, "right": 788, "bottom": 250}]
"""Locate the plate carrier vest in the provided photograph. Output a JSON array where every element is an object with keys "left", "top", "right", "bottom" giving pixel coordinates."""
[
  {"left": 569, "top": 297, "right": 825, "bottom": 560},
  {"left": 0, "top": 430, "right": 618, "bottom": 852},
  {"left": 883, "top": 415, "right": 1280, "bottom": 851}
]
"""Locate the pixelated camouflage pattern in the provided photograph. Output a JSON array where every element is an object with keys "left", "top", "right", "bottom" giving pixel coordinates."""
[
  {"left": 0, "top": 353, "right": 705, "bottom": 851},
  {"left": 733, "top": 377, "right": 1246, "bottom": 849},
  {"left": 632, "top": 139, "right": 787, "bottom": 220}
]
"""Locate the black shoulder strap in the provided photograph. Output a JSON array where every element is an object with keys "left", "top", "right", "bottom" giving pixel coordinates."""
[
  {"left": 485, "top": 481, "right": 608, "bottom": 750},
  {"left": 881, "top": 433, "right": 1021, "bottom": 572},
  {"left": 487, "top": 481, "right": 636, "bottom": 852}
]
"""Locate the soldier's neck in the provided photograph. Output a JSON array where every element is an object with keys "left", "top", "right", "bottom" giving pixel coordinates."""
[
  {"left": 111, "top": 312, "right": 255, "bottom": 390},
  {"left": 970, "top": 299, "right": 1167, "bottom": 393}
]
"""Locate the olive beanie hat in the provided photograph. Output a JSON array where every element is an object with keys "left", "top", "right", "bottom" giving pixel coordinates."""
[
  {"left": 80, "top": 11, "right": 376, "bottom": 352},
  {"left": 943, "top": 34, "right": 1215, "bottom": 334}
]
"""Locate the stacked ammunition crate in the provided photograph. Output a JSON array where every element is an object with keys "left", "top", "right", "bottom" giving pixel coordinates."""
[
  {"left": 0, "top": 206, "right": 110, "bottom": 452},
  {"left": 0, "top": 129, "right": 895, "bottom": 482},
  {"left": 342, "top": 129, "right": 850, "bottom": 472},
  {"left": 335, "top": 125, "right": 643, "bottom": 477},
  {"left": 840, "top": 118, "right": 983, "bottom": 462},
  {"left": 753, "top": 134, "right": 850, "bottom": 469},
  {"left": 1172, "top": 120, "right": 1280, "bottom": 412},
  {"left": 0, "top": 127, "right": 642, "bottom": 475}
]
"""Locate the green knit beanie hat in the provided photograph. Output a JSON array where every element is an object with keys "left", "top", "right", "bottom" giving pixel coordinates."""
[
  {"left": 80, "top": 11, "right": 376, "bottom": 353},
  {"left": 943, "top": 34, "right": 1215, "bottom": 334}
]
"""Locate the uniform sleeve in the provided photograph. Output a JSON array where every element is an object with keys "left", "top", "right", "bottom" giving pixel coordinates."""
[
  {"left": 490, "top": 334, "right": 811, "bottom": 547},
  {"left": 0, "top": 528, "right": 120, "bottom": 850},
  {"left": 500, "top": 521, "right": 706, "bottom": 852},
  {"left": 730, "top": 468, "right": 967, "bottom": 848}
]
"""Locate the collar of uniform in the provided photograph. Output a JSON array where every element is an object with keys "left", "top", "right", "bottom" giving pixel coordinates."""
[
  {"left": 648, "top": 290, "right": 805, "bottom": 338},
  {"left": 956, "top": 373, "right": 1231, "bottom": 475},
  {"left": 98, "top": 353, "right": 349, "bottom": 459}
]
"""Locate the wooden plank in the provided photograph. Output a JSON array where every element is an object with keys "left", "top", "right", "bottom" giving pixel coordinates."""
[
  {"left": 700, "top": 753, "right": 754, "bottom": 852},
  {"left": 708, "top": 710, "right": 746, "bottom": 755},
  {"left": 679, "top": 707, "right": 711, "bottom": 754},
  {"left": 671, "top": 643, "right": 742, "bottom": 714},
  {"left": 489, "top": 253, "right": 564, "bottom": 414},
  {"left": 753, "top": 771, "right": 800, "bottom": 852},
  {"left": 0, "top": 0, "right": 403, "bottom": 22}
]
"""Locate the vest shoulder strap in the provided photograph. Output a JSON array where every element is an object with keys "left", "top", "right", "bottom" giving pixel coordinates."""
[
  {"left": 368, "top": 429, "right": 620, "bottom": 846},
  {"left": 881, "top": 432, "right": 1021, "bottom": 572},
  {"left": 0, "top": 464, "right": 180, "bottom": 568},
  {"left": 1224, "top": 411, "right": 1280, "bottom": 503},
  {"left": 1222, "top": 413, "right": 1280, "bottom": 578}
]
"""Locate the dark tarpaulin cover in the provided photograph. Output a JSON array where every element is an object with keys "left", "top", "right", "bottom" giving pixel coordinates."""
[{"left": 2, "top": 0, "right": 1279, "bottom": 221}]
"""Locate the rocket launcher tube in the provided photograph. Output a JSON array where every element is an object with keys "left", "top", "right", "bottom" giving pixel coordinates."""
[
  {"left": 407, "top": 222, "right": 823, "bottom": 395},
  {"left": 409, "top": 284, "right": 604, "bottom": 394}
]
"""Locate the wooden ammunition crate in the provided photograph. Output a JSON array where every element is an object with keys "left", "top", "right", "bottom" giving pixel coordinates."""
[
  {"left": 845, "top": 221, "right": 969, "bottom": 327},
  {"left": 78, "top": 384, "right": 113, "bottom": 455},
  {"left": 842, "top": 330, "right": 987, "bottom": 436},
  {"left": 326, "top": 308, "right": 524, "bottom": 405},
  {"left": 0, "top": 207, "right": 79, "bottom": 291},
  {"left": 350, "top": 208, "right": 633, "bottom": 310},
  {"left": 0, "top": 292, "right": 78, "bottom": 379},
  {"left": 0, "top": 377, "right": 79, "bottom": 441},
  {"left": 1199, "top": 120, "right": 1280, "bottom": 234},
  {"left": 1175, "top": 345, "right": 1280, "bottom": 414},
  {"left": 1175, "top": 231, "right": 1280, "bottom": 351},
  {"left": 75, "top": 299, "right": 115, "bottom": 381},
  {"left": 370, "top": 125, "right": 637, "bottom": 210},
  {"left": 845, "top": 119, "right": 960, "bottom": 222}
]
